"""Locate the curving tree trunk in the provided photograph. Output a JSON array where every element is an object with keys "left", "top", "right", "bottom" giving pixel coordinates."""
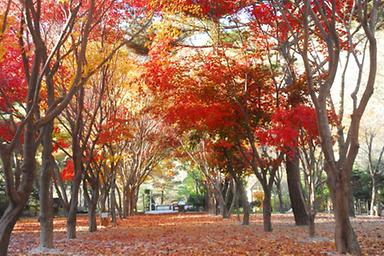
[{"left": 0, "top": 203, "right": 25, "bottom": 255}]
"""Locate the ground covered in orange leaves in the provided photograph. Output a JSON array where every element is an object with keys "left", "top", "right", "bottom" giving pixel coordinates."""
[{"left": 8, "top": 213, "right": 384, "bottom": 255}]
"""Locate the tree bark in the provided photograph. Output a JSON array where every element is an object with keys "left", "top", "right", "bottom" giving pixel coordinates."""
[
  {"left": 349, "top": 187, "right": 356, "bottom": 217},
  {"left": 276, "top": 181, "right": 285, "bottom": 213},
  {"left": 370, "top": 177, "right": 377, "bottom": 216},
  {"left": 0, "top": 119, "right": 36, "bottom": 255},
  {"left": 0, "top": 203, "right": 25, "bottom": 256},
  {"left": 308, "top": 212, "right": 315, "bottom": 237},
  {"left": 39, "top": 124, "right": 55, "bottom": 248},
  {"left": 122, "top": 187, "right": 129, "bottom": 218},
  {"left": 333, "top": 186, "right": 361, "bottom": 254},
  {"left": 111, "top": 179, "right": 117, "bottom": 226},
  {"left": 262, "top": 189, "right": 272, "bottom": 232},
  {"left": 206, "top": 182, "right": 216, "bottom": 214},
  {"left": 328, "top": 171, "right": 361, "bottom": 255},
  {"left": 239, "top": 182, "right": 250, "bottom": 225},
  {"left": 88, "top": 201, "right": 97, "bottom": 232},
  {"left": 286, "top": 154, "right": 308, "bottom": 225},
  {"left": 66, "top": 166, "right": 82, "bottom": 239}
]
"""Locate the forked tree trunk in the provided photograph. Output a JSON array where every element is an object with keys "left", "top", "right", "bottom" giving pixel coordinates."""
[
  {"left": 262, "top": 189, "right": 272, "bottom": 232},
  {"left": 286, "top": 154, "right": 308, "bottom": 225}
]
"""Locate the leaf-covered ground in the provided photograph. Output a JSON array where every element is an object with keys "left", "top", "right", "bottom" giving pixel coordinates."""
[{"left": 8, "top": 213, "right": 384, "bottom": 255}]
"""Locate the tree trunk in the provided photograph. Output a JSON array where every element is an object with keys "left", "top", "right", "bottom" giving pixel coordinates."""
[
  {"left": 0, "top": 120, "right": 36, "bottom": 255},
  {"left": 370, "top": 178, "right": 377, "bottom": 216},
  {"left": 216, "top": 190, "right": 226, "bottom": 217},
  {"left": 66, "top": 172, "right": 82, "bottom": 239},
  {"left": 129, "top": 189, "right": 136, "bottom": 216},
  {"left": 0, "top": 204, "right": 24, "bottom": 256},
  {"left": 308, "top": 212, "right": 315, "bottom": 237},
  {"left": 116, "top": 185, "right": 123, "bottom": 218},
  {"left": 39, "top": 123, "right": 55, "bottom": 248},
  {"left": 111, "top": 183, "right": 117, "bottom": 226},
  {"left": 123, "top": 190, "right": 129, "bottom": 218},
  {"left": 206, "top": 183, "right": 216, "bottom": 214},
  {"left": 239, "top": 182, "right": 250, "bottom": 225},
  {"left": 331, "top": 175, "right": 361, "bottom": 255},
  {"left": 161, "top": 190, "right": 164, "bottom": 205},
  {"left": 66, "top": 207, "right": 77, "bottom": 239},
  {"left": 262, "top": 189, "right": 272, "bottom": 232},
  {"left": 276, "top": 181, "right": 285, "bottom": 213},
  {"left": 286, "top": 154, "right": 308, "bottom": 225},
  {"left": 88, "top": 201, "right": 97, "bottom": 232},
  {"left": 227, "top": 181, "right": 237, "bottom": 218}
]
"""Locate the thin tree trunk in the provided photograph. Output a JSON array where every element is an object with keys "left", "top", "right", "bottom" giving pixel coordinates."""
[
  {"left": 227, "top": 181, "right": 237, "bottom": 218},
  {"left": 286, "top": 154, "right": 308, "bottom": 225},
  {"left": 349, "top": 176, "right": 356, "bottom": 217},
  {"left": 66, "top": 173, "right": 82, "bottom": 239},
  {"left": 111, "top": 181, "right": 117, "bottom": 226},
  {"left": 276, "top": 181, "right": 284, "bottom": 213},
  {"left": 206, "top": 183, "right": 216, "bottom": 214},
  {"left": 39, "top": 124, "right": 55, "bottom": 248},
  {"left": 116, "top": 185, "right": 123, "bottom": 218},
  {"left": 370, "top": 178, "right": 377, "bottom": 216},
  {"left": 239, "top": 182, "right": 250, "bottom": 225},
  {"left": 262, "top": 189, "right": 272, "bottom": 232}
]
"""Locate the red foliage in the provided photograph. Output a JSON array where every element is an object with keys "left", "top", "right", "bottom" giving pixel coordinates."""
[
  {"left": 61, "top": 160, "right": 75, "bottom": 181},
  {"left": 98, "top": 115, "right": 132, "bottom": 145},
  {"left": 0, "top": 45, "right": 27, "bottom": 112},
  {"left": 256, "top": 104, "right": 319, "bottom": 154},
  {"left": 129, "top": 0, "right": 250, "bottom": 19}
]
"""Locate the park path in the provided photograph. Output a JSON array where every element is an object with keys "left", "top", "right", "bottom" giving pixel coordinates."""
[{"left": 8, "top": 213, "right": 384, "bottom": 255}]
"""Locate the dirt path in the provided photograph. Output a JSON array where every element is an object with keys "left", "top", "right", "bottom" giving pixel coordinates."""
[{"left": 8, "top": 213, "right": 384, "bottom": 255}]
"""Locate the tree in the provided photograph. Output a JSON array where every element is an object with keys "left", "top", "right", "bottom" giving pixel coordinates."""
[{"left": 267, "top": 0, "right": 382, "bottom": 254}]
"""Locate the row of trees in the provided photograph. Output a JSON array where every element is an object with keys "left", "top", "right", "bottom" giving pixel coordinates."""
[
  {"left": 138, "top": 0, "right": 382, "bottom": 255},
  {"left": 0, "top": 0, "right": 175, "bottom": 254},
  {"left": 0, "top": 1, "right": 382, "bottom": 255}
]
